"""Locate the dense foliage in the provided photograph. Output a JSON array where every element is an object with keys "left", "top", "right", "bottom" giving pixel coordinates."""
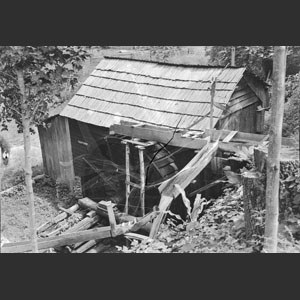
[
  {"left": 206, "top": 46, "right": 300, "bottom": 80},
  {"left": 0, "top": 46, "right": 89, "bottom": 131}
]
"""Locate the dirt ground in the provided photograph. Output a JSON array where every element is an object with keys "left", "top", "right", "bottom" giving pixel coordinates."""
[
  {"left": 1, "top": 181, "right": 62, "bottom": 243},
  {"left": 0, "top": 121, "right": 58, "bottom": 243}
]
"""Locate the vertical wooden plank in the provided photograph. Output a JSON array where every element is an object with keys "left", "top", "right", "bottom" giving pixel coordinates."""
[
  {"left": 51, "top": 117, "right": 60, "bottom": 180},
  {"left": 125, "top": 142, "right": 130, "bottom": 214},
  {"left": 64, "top": 117, "right": 75, "bottom": 182},
  {"left": 60, "top": 117, "right": 75, "bottom": 190},
  {"left": 138, "top": 146, "right": 145, "bottom": 216},
  {"left": 210, "top": 78, "right": 216, "bottom": 132},
  {"left": 37, "top": 126, "right": 48, "bottom": 175},
  {"left": 149, "top": 195, "right": 173, "bottom": 239},
  {"left": 103, "top": 201, "right": 117, "bottom": 235}
]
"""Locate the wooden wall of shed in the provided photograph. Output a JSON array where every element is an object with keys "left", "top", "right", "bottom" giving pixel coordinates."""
[
  {"left": 216, "top": 78, "right": 264, "bottom": 133},
  {"left": 38, "top": 116, "right": 74, "bottom": 188},
  {"left": 217, "top": 102, "right": 262, "bottom": 133},
  {"left": 68, "top": 119, "right": 109, "bottom": 177}
]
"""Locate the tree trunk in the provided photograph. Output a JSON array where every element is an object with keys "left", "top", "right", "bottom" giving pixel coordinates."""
[
  {"left": 16, "top": 69, "right": 38, "bottom": 253},
  {"left": 264, "top": 46, "right": 286, "bottom": 253},
  {"left": 298, "top": 71, "right": 300, "bottom": 161}
]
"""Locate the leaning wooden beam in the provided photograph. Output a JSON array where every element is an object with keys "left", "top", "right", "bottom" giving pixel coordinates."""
[
  {"left": 149, "top": 195, "right": 173, "bottom": 239},
  {"left": 1, "top": 225, "right": 131, "bottom": 254},
  {"left": 159, "top": 141, "right": 219, "bottom": 197},
  {"left": 150, "top": 141, "right": 219, "bottom": 238}
]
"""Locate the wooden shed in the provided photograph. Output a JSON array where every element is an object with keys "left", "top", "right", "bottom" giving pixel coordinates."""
[{"left": 38, "top": 57, "right": 270, "bottom": 214}]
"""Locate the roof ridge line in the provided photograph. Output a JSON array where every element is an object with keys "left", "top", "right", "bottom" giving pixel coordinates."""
[{"left": 102, "top": 55, "right": 245, "bottom": 69}]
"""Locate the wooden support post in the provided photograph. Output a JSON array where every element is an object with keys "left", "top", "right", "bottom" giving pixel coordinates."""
[
  {"left": 210, "top": 77, "right": 217, "bottom": 134},
  {"left": 138, "top": 146, "right": 145, "bottom": 216},
  {"left": 242, "top": 172, "right": 264, "bottom": 240},
  {"left": 254, "top": 148, "right": 267, "bottom": 172},
  {"left": 125, "top": 142, "right": 130, "bottom": 214},
  {"left": 104, "top": 201, "right": 117, "bottom": 235}
]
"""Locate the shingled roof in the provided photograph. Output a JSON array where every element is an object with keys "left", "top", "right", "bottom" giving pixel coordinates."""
[{"left": 60, "top": 57, "right": 254, "bottom": 131}]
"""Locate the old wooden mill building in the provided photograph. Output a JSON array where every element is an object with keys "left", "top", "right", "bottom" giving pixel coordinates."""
[
  {"left": 38, "top": 56, "right": 272, "bottom": 222},
  {"left": 6, "top": 56, "right": 299, "bottom": 253}
]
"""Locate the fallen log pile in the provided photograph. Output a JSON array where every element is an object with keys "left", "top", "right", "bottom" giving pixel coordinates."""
[{"left": 1, "top": 198, "right": 159, "bottom": 253}]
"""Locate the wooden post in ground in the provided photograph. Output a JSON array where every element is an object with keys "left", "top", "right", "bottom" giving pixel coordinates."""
[
  {"left": 123, "top": 142, "right": 130, "bottom": 214},
  {"left": 138, "top": 146, "right": 145, "bottom": 216},
  {"left": 210, "top": 77, "right": 216, "bottom": 133},
  {"left": 242, "top": 172, "right": 263, "bottom": 240}
]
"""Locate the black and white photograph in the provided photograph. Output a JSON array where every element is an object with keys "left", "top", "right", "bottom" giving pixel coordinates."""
[{"left": 0, "top": 46, "right": 299, "bottom": 254}]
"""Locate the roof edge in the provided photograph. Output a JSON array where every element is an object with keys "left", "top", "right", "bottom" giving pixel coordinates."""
[{"left": 102, "top": 55, "right": 245, "bottom": 70}]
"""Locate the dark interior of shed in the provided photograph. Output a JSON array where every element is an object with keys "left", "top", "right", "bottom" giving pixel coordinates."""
[{"left": 68, "top": 119, "right": 253, "bottom": 221}]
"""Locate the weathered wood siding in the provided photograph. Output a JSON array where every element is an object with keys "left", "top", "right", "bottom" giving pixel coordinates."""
[
  {"left": 216, "top": 79, "right": 264, "bottom": 133},
  {"left": 38, "top": 116, "right": 74, "bottom": 186},
  {"left": 68, "top": 119, "right": 109, "bottom": 176}
]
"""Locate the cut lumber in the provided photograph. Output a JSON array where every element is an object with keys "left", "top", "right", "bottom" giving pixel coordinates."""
[
  {"left": 85, "top": 243, "right": 111, "bottom": 253},
  {"left": 61, "top": 211, "right": 100, "bottom": 235},
  {"left": 37, "top": 204, "right": 80, "bottom": 234},
  {"left": 45, "top": 210, "right": 86, "bottom": 237},
  {"left": 73, "top": 223, "right": 105, "bottom": 249},
  {"left": 72, "top": 240, "right": 98, "bottom": 253},
  {"left": 124, "top": 233, "right": 148, "bottom": 241},
  {"left": 78, "top": 197, "right": 138, "bottom": 223},
  {"left": 78, "top": 197, "right": 155, "bottom": 233},
  {"left": 102, "top": 201, "right": 117, "bottom": 235},
  {"left": 1, "top": 224, "right": 132, "bottom": 253}
]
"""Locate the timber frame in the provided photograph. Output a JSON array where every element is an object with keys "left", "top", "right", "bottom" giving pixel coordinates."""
[{"left": 110, "top": 121, "right": 296, "bottom": 150}]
